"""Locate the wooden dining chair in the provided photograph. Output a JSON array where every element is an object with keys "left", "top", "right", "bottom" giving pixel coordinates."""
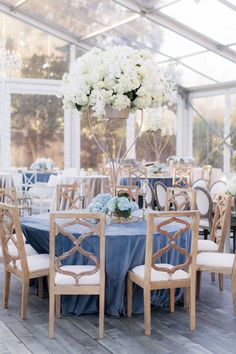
[
  {"left": 0, "top": 203, "right": 49, "bottom": 319},
  {"left": 197, "top": 252, "right": 236, "bottom": 313},
  {"left": 0, "top": 187, "right": 17, "bottom": 205},
  {"left": 49, "top": 211, "right": 106, "bottom": 339},
  {"left": 194, "top": 186, "right": 213, "bottom": 240},
  {"left": 56, "top": 183, "right": 86, "bottom": 211},
  {"left": 197, "top": 192, "right": 232, "bottom": 292},
  {"left": 172, "top": 167, "right": 191, "bottom": 188},
  {"left": 165, "top": 188, "right": 196, "bottom": 212},
  {"left": 127, "top": 210, "right": 200, "bottom": 335},
  {"left": 128, "top": 166, "right": 147, "bottom": 187}
]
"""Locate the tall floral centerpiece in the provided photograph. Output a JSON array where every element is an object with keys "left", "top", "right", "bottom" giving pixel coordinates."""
[
  {"left": 59, "top": 46, "right": 176, "bottom": 195},
  {"left": 138, "top": 105, "right": 176, "bottom": 163}
]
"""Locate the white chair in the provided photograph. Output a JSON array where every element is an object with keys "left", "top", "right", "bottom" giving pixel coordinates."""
[
  {"left": 154, "top": 181, "right": 167, "bottom": 211},
  {"left": 145, "top": 183, "right": 155, "bottom": 209},
  {"left": 0, "top": 203, "right": 49, "bottom": 319},
  {"left": 197, "top": 252, "right": 236, "bottom": 314},
  {"left": 192, "top": 178, "right": 208, "bottom": 190},
  {"left": 194, "top": 186, "right": 213, "bottom": 239},
  {"left": 210, "top": 180, "right": 227, "bottom": 199}
]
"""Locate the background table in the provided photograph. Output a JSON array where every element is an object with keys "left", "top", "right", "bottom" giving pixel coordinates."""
[
  {"left": 50, "top": 175, "right": 110, "bottom": 209},
  {"left": 120, "top": 176, "right": 173, "bottom": 188},
  {"left": 0, "top": 172, "right": 14, "bottom": 188},
  {"left": 21, "top": 213, "right": 191, "bottom": 317}
]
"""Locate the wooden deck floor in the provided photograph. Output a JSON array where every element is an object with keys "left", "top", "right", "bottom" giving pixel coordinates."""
[{"left": 0, "top": 264, "right": 235, "bottom": 354}]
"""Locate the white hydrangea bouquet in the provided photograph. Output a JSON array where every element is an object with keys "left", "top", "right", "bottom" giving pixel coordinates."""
[
  {"left": 226, "top": 176, "right": 236, "bottom": 196},
  {"left": 138, "top": 105, "right": 176, "bottom": 162},
  {"left": 88, "top": 193, "right": 113, "bottom": 214},
  {"left": 30, "top": 157, "right": 54, "bottom": 171},
  {"left": 58, "top": 45, "right": 176, "bottom": 117}
]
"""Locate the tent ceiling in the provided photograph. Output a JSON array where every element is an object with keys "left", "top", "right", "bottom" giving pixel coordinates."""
[{"left": 0, "top": 0, "right": 236, "bottom": 90}]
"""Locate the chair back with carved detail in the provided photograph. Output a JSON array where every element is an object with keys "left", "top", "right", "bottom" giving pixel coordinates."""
[
  {"left": 0, "top": 188, "right": 17, "bottom": 206},
  {"left": 165, "top": 188, "right": 196, "bottom": 211},
  {"left": 0, "top": 203, "right": 28, "bottom": 274},
  {"left": 145, "top": 210, "right": 200, "bottom": 282},
  {"left": 172, "top": 167, "right": 191, "bottom": 188},
  {"left": 129, "top": 167, "right": 147, "bottom": 187},
  {"left": 210, "top": 192, "right": 232, "bottom": 252},
  {"left": 105, "top": 184, "right": 139, "bottom": 202},
  {"left": 49, "top": 211, "right": 105, "bottom": 339},
  {"left": 56, "top": 183, "right": 87, "bottom": 211}
]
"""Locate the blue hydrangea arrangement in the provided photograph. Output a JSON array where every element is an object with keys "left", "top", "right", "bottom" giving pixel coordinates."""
[
  {"left": 88, "top": 194, "right": 139, "bottom": 219},
  {"left": 88, "top": 193, "right": 112, "bottom": 213},
  {"left": 107, "top": 196, "right": 139, "bottom": 219}
]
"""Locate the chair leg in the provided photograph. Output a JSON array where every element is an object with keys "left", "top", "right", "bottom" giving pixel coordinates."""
[
  {"left": 169, "top": 288, "right": 175, "bottom": 313},
  {"left": 184, "top": 288, "right": 189, "bottom": 308},
  {"left": 21, "top": 279, "right": 29, "bottom": 320},
  {"left": 144, "top": 289, "right": 151, "bottom": 336},
  {"left": 211, "top": 273, "right": 215, "bottom": 282},
  {"left": 38, "top": 277, "right": 44, "bottom": 298},
  {"left": 127, "top": 275, "right": 133, "bottom": 317},
  {"left": 49, "top": 293, "right": 55, "bottom": 339},
  {"left": 189, "top": 284, "right": 196, "bottom": 331},
  {"left": 3, "top": 271, "right": 11, "bottom": 308},
  {"left": 203, "top": 229, "right": 208, "bottom": 240},
  {"left": 196, "top": 271, "right": 202, "bottom": 298},
  {"left": 55, "top": 295, "right": 61, "bottom": 319},
  {"left": 219, "top": 274, "right": 224, "bottom": 291},
  {"left": 99, "top": 290, "right": 105, "bottom": 339}
]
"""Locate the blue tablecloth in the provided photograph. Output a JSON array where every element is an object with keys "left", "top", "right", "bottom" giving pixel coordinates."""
[
  {"left": 120, "top": 176, "right": 173, "bottom": 188},
  {"left": 21, "top": 213, "right": 191, "bottom": 317},
  {"left": 23, "top": 172, "right": 57, "bottom": 184}
]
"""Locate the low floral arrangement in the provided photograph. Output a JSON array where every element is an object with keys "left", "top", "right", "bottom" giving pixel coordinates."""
[
  {"left": 150, "top": 163, "right": 170, "bottom": 175},
  {"left": 88, "top": 193, "right": 112, "bottom": 214},
  {"left": 30, "top": 157, "right": 54, "bottom": 171},
  {"left": 58, "top": 45, "right": 176, "bottom": 117},
  {"left": 226, "top": 176, "right": 236, "bottom": 196},
  {"left": 88, "top": 193, "right": 139, "bottom": 219},
  {"left": 107, "top": 196, "right": 139, "bottom": 219}
]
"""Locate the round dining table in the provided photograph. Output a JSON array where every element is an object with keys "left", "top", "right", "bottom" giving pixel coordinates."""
[{"left": 21, "top": 213, "right": 191, "bottom": 317}]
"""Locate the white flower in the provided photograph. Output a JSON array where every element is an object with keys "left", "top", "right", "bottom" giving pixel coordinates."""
[
  {"left": 138, "top": 105, "right": 176, "bottom": 136},
  {"left": 226, "top": 176, "right": 236, "bottom": 196},
  {"left": 59, "top": 45, "right": 176, "bottom": 117}
]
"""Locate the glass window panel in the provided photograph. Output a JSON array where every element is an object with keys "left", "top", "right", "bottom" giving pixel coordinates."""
[
  {"left": 161, "top": 0, "right": 236, "bottom": 45},
  {"left": 88, "top": 16, "right": 204, "bottom": 59},
  {"left": 1, "top": 13, "right": 69, "bottom": 79},
  {"left": 16, "top": 0, "right": 133, "bottom": 37},
  {"left": 11, "top": 94, "right": 64, "bottom": 168},
  {"left": 159, "top": 62, "right": 215, "bottom": 87},
  {"left": 230, "top": 93, "right": 236, "bottom": 173},
  {"left": 181, "top": 52, "right": 236, "bottom": 83},
  {"left": 192, "top": 96, "right": 225, "bottom": 169}
]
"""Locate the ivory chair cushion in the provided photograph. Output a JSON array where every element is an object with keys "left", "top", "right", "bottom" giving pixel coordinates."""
[
  {"left": 198, "top": 240, "right": 219, "bottom": 252},
  {"left": 55, "top": 265, "right": 100, "bottom": 285},
  {"left": 0, "top": 243, "right": 38, "bottom": 258},
  {"left": 131, "top": 263, "right": 190, "bottom": 282},
  {"left": 12, "top": 254, "right": 50, "bottom": 272},
  {"left": 197, "top": 252, "right": 235, "bottom": 269}
]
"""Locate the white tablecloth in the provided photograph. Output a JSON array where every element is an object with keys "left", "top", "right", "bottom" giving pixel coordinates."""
[{"left": 50, "top": 175, "right": 109, "bottom": 211}]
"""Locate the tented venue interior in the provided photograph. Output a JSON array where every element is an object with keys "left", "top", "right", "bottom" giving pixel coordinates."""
[{"left": 0, "top": 1, "right": 236, "bottom": 353}]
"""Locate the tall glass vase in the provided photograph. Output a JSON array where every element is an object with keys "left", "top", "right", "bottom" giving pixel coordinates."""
[{"left": 87, "top": 106, "right": 143, "bottom": 196}]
